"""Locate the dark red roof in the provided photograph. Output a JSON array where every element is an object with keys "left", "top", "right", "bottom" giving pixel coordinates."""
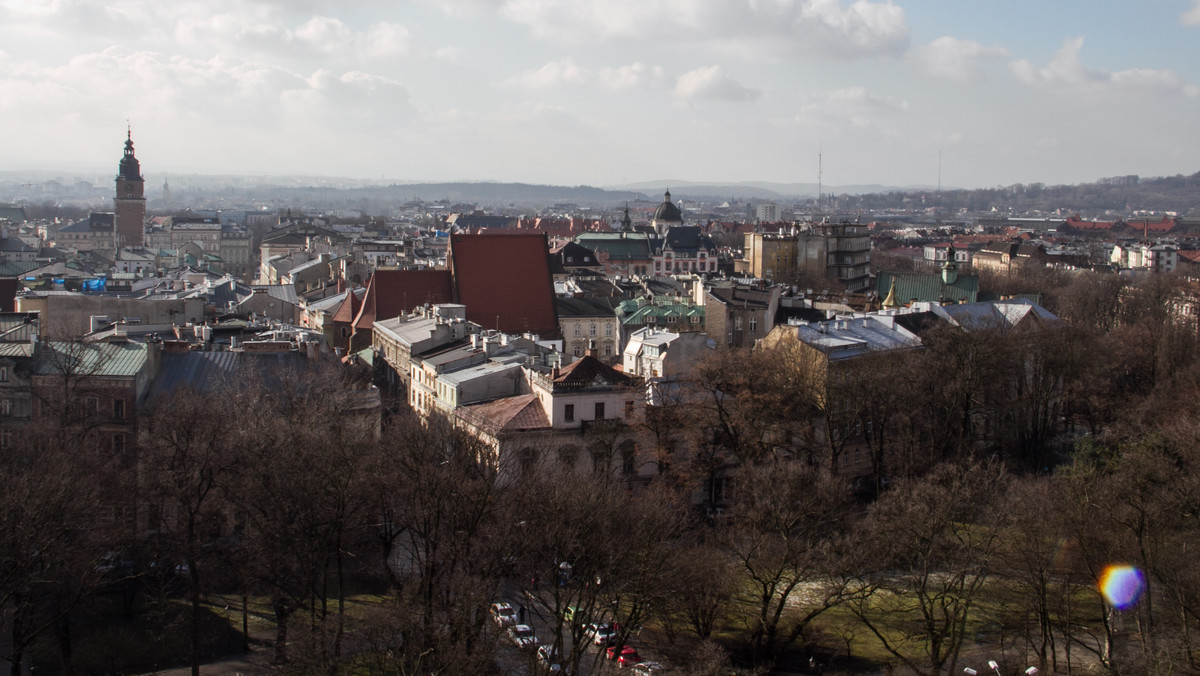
[
  {"left": 331, "top": 287, "right": 363, "bottom": 324},
  {"left": 353, "top": 269, "right": 453, "bottom": 332},
  {"left": 554, "top": 355, "right": 636, "bottom": 388},
  {"left": 1063, "top": 216, "right": 1116, "bottom": 230},
  {"left": 448, "top": 233, "right": 559, "bottom": 336}
]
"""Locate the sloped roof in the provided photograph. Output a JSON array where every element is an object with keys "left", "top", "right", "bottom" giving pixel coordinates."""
[
  {"left": 449, "top": 233, "right": 558, "bottom": 335},
  {"left": 573, "top": 233, "right": 653, "bottom": 260},
  {"left": 553, "top": 354, "right": 637, "bottom": 389},
  {"left": 783, "top": 316, "right": 923, "bottom": 362},
  {"left": 659, "top": 226, "right": 714, "bottom": 253},
  {"left": 35, "top": 341, "right": 149, "bottom": 378},
  {"left": 332, "top": 287, "right": 364, "bottom": 323},
  {"left": 876, "top": 271, "right": 979, "bottom": 304},
  {"left": 939, "top": 298, "right": 1060, "bottom": 333},
  {"left": 144, "top": 350, "right": 310, "bottom": 402},
  {"left": 458, "top": 393, "right": 550, "bottom": 434},
  {"left": 556, "top": 296, "right": 621, "bottom": 319},
  {"left": 352, "top": 269, "right": 453, "bottom": 332}
]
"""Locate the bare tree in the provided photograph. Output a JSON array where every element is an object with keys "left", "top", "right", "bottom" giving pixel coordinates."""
[
  {"left": 848, "top": 460, "right": 1008, "bottom": 676},
  {"left": 719, "top": 461, "right": 856, "bottom": 667}
]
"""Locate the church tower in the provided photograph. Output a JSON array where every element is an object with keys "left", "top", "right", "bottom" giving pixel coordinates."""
[{"left": 114, "top": 128, "right": 146, "bottom": 249}]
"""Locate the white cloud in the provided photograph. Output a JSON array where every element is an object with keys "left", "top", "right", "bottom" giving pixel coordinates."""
[
  {"left": 505, "top": 59, "right": 592, "bottom": 89},
  {"left": 1011, "top": 37, "right": 1195, "bottom": 96},
  {"left": 795, "top": 86, "right": 907, "bottom": 128},
  {"left": 488, "top": 0, "right": 908, "bottom": 59},
  {"left": 0, "top": 46, "right": 412, "bottom": 133},
  {"left": 505, "top": 59, "right": 674, "bottom": 93},
  {"left": 598, "top": 62, "right": 670, "bottom": 91},
  {"left": 1183, "top": 0, "right": 1200, "bottom": 26},
  {"left": 675, "top": 65, "right": 761, "bottom": 102},
  {"left": 911, "top": 37, "right": 1008, "bottom": 83}
]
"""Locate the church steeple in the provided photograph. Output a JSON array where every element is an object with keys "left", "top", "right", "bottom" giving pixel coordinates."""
[
  {"left": 114, "top": 127, "right": 146, "bottom": 249},
  {"left": 621, "top": 203, "right": 632, "bottom": 232},
  {"left": 941, "top": 244, "right": 959, "bottom": 285}
]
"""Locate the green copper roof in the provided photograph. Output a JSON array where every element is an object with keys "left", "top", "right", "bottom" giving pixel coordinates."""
[{"left": 876, "top": 271, "right": 978, "bottom": 304}]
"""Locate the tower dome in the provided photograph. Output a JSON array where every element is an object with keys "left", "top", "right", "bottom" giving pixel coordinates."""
[
  {"left": 651, "top": 189, "right": 682, "bottom": 224},
  {"left": 118, "top": 129, "right": 142, "bottom": 181}
]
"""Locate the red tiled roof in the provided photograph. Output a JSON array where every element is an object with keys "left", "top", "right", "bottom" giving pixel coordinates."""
[
  {"left": 459, "top": 393, "right": 550, "bottom": 433},
  {"left": 554, "top": 355, "right": 636, "bottom": 388},
  {"left": 1126, "top": 215, "right": 1176, "bottom": 233},
  {"left": 331, "top": 286, "right": 363, "bottom": 324},
  {"left": 1063, "top": 216, "right": 1116, "bottom": 230},
  {"left": 353, "top": 269, "right": 453, "bottom": 332},
  {"left": 1178, "top": 250, "right": 1200, "bottom": 264},
  {"left": 448, "top": 233, "right": 559, "bottom": 335}
]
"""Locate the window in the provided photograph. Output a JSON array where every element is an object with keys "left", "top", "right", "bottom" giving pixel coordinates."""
[
  {"left": 519, "top": 447, "right": 537, "bottom": 470},
  {"left": 589, "top": 324, "right": 597, "bottom": 337},
  {"left": 624, "top": 400, "right": 635, "bottom": 418},
  {"left": 622, "top": 446, "right": 636, "bottom": 475},
  {"left": 749, "top": 317, "right": 758, "bottom": 333},
  {"left": 594, "top": 402, "right": 605, "bottom": 420},
  {"left": 604, "top": 345, "right": 612, "bottom": 357},
  {"left": 691, "top": 316, "right": 701, "bottom": 324},
  {"left": 667, "top": 315, "right": 677, "bottom": 323},
  {"left": 605, "top": 324, "right": 613, "bottom": 337},
  {"left": 564, "top": 404, "right": 575, "bottom": 422},
  {"left": 0, "top": 400, "right": 10, "bottom": 416},
  {"left": 86, "top": 397, "right": 100, "bottom": 416},
  {"left": 0, "top": 430, "right": 10, "bottom": 450},
  {"left": 573, "top": 347, "right": 581, "bottom": 357},
  {"left": 574, "top": 325, "right": 581, "bottom": 337},
  {"left": 558, "top": 446, "right": 579, "bottom": 467},
  {"left": 710, "top": 476, "right": 734, "bottom": 503},
  {"left": 734, "top": 317, "right": 743, "bottom": 331},
  {"left": 0, "top": 366, "right": 9, "bottom": 382},
  {"left": 113, "top": 399, "right": 125, "bottom": 419}
]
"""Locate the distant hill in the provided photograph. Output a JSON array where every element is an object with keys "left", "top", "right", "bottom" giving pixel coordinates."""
[{"left": 611, "top": 180, "right": 937, "bottom": 200}]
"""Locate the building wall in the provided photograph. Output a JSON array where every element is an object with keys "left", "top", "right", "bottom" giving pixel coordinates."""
[{"left": 15, "top": 296, "right": 206, "bottom": 338}]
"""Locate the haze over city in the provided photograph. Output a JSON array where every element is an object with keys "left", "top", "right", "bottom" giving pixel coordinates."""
[{"left": 1, "top": 0, "right": 1198, "bottom": 189}]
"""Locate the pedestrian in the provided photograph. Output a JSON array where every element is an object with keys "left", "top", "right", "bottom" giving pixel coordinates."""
[{"left": 518, "top": 604, "right": 526, "bottom": 624}]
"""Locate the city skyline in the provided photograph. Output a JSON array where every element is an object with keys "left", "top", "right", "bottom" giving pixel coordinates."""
[{"left": 1, "top": 0, "right": 1197, "bottom": 190}]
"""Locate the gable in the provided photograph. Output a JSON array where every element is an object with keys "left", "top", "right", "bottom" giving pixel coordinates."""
[{"left": 449, "top": 233, "right": 558, "bottom": 335}]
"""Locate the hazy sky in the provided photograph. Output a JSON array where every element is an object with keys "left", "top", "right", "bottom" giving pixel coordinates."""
[{"left": 2, "top": 0, "right": 1198, "bottom": 189}]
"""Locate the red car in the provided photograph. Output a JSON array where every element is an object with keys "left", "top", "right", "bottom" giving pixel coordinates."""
[{"left": 606, "top": 644, "right": 640, "bottom": 667}]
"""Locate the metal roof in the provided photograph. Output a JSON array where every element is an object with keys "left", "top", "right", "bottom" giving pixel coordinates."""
[{"left": 36, "top": 341, "right": 149, "bottom": 377}]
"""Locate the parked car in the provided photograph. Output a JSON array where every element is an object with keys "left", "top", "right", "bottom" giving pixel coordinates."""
[
  {"left": 508, "top": 623, "right": 537, "bottom": 649},
  {"left": 491, "top": 602, "right": 517, "bottom": 626},
  {"left": 585, "top": 622, "right": 618, "bottom": 645},
  {"left": 632, "top": 662, "right": 666, "bottom": 675},
  {"left": 606, "top": 644, "right": 640, "bottom": 667},
  {"left": 562, "top": 605, "right": 585, "bottom": 623},
  {"left": 536, "top": 644, "right": 563, "bottom": 672}
]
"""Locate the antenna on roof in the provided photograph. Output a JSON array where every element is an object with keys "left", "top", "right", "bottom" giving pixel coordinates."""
[{"left": 817, "top": 140, "right": 823, "bottom": 218}]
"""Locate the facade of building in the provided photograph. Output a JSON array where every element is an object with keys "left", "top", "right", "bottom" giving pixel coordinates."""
[
  {"left": 556, "top": 297, "right": 622, "bottom": 362},
  {"left": 742, "top": 231, "right": 799, "bottom": 281},
  {"left": 739, "top": 221, "right": 871, "bottom": 291},
  {"left": 797, "top": 221, "right": 871, "bottom": 292},
  {"left": 651, "top": 227, "right": 718, "bottom": 275},
  {"left": 705, "top": 284, "right": 782, "bottom": 348}
]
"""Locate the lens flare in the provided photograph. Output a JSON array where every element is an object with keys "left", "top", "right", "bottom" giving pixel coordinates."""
[{"left": 1100, "top": 565, "right": 1145, "bottom": 609}]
